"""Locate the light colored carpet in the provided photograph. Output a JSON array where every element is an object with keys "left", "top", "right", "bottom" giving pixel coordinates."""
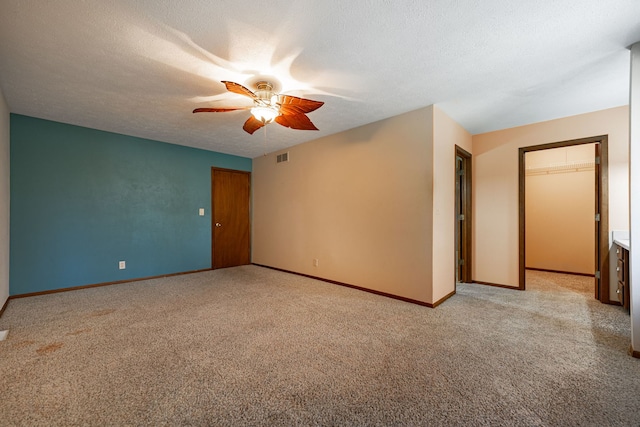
[{"left": 0, "top": 266, "right": 638, "bottom": 426}]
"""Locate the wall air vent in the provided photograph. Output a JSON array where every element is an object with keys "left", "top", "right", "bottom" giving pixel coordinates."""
[{"left": 276, "top": 152, "right": 289, "bottom": 163}]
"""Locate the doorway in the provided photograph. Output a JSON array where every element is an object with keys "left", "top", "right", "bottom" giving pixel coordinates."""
[
  {"left": 518, "top": 136, "right": 610, "bottom": 303},
  {"left": 211, "top": 167, "right": 251, "bottom": 269},
  {"left": 455, "top": 146, "right": 472, "bottom": 284}
]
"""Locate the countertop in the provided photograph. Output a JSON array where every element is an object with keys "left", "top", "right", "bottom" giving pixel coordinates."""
[{"left": 614, "top": 238, "right": 630, "bottom": 251}]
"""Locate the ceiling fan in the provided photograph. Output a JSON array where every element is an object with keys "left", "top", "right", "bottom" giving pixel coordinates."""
[{"left": 193, "top": 80, "right": 324, "bottom": 134}]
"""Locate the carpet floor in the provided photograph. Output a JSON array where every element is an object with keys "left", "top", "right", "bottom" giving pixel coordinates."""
[{"left": 0, "top": 266, "right": 638, "bottom": 426}]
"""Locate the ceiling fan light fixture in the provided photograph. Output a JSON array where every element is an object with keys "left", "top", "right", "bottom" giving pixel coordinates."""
[
  {"left": 251, "top": 105, "right": 279, "bottom": 123},
  {"left": 251, "top": 81, "right": 280, "bottom": 123}
]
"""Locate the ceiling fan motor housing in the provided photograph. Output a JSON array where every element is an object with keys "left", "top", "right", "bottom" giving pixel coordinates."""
[{"left": 252, "top": 81, "right": 279, "bottom": 123}]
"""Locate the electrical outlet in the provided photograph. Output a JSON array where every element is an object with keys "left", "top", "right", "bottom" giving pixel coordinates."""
[
  {"left": 313, "top": 259, "right": 319, "bottom": 267},
  {"left": 199, "top": 208, "right": 205, "bottom": 216},
  {"left": 119, "top": 261, "right": 126, "bottom": 270}
]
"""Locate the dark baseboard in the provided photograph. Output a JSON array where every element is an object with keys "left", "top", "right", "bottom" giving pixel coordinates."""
[
  {"left": 630, "top": 345, "right": 640, "bottom": 359},
  {"left": 433, "top": 289, "right": 456, "bottom": 308},
  {"left": 0, "top": 297, "right": 9, "bottom": 318},
  {"left": 472, "top": 280, "right": 523, "bottom": 291},
  {"left": 9, "top": 268, "right": 213, "bottom": 300},
  {"left": 253, "top": 263, "right": 449, "bottom": 308},
  {"left": 526, "top": 267, "right": 595, "bottom": 277}
]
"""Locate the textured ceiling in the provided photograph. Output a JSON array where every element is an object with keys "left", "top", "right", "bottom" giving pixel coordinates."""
[{"left": 1, "top": 1, "right": 639, "bottom": 158}]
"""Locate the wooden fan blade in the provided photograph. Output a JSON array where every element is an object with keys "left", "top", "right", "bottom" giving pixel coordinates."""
[
  {"left": 222, "top": 81, "right": 257, "bottom": 99},
  {"left": 275, "top": 113, "right": 319, "bottom": 131},
  {"left": 243, "top": 116, "right": 266, "bottom": 134},
  {"left": 193, "top": 107, "right": 252, "bottom": 113},
  {"left": 278, "top": 95, "right": 324, "bottom": 115}
]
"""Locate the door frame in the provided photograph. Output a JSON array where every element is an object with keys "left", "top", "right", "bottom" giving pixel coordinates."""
[
  {"left": 211, "top": 167, "right": 251, "bottom": 269},
  {"left": 455, "top": 145, "right": 472, "bottom": 283},
  {"left": 518, "top": 135, "right": 610, "bottom": 303}
]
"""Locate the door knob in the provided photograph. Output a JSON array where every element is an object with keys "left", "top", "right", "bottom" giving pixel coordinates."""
[{"left": 215, "top": 223, "right": 222, "bottom": 227}]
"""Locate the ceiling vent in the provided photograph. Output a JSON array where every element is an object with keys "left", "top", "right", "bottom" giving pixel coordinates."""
[{"left": 276, "top": 152, "right": 289, "bottom": 163}]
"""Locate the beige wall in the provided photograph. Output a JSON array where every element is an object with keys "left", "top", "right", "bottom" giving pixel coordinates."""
[
  {"left": 473, "top": 106, "right": 629, "bottom": 290},
  {"left": 252, "top": 105, "right": 471, "bottom": 305},
  {"left": 253, "top": 106, "right": 435, "bottom": 303},
  {"left": 433, "top": 106, "right": 472, "bottom": 301},
  {"left": 525, "top": 145, "right": 595, "bottom": 275},
  {"left": 0, "top": 87, "right": 9, "bottom": 310},
  {"left": 253, "top": 104, "right": 626, "bottom": 303}
]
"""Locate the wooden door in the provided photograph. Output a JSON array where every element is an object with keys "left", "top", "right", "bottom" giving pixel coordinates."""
[
  {"left": 212, "top": 168, "right": 250, "bottom": 269},
  {"left": 594, "top": 143, "right": 601, "bottom": 300},
  {"left": 455, "top": 146, "right": 472, "bottom": 283}
]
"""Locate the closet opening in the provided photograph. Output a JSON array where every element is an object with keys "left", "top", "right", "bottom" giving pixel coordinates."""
[{"left": 518, "top": 136, "right": 611, "bottom": 303}]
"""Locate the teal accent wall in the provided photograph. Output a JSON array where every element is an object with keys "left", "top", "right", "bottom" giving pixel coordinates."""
[{"left": 10, "top": 114, "right": 251, "bottom": 295}]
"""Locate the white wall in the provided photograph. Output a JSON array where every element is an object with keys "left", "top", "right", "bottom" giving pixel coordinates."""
[
  {"left": 0, "top": 86, "right": 9, "bottom": 310},
  {"left": 629, "top": 42, "right": 640, "bottom": 355}
]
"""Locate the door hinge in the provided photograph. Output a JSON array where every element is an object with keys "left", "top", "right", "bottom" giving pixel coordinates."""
[
  {"left": 458, "top": 214, "right": 465, "bottom": 221},
  {"left": 458, "top": 259, "right": 464, "bottom": 265},
  {"left": 595, "top": 156, "right": 600, "bottom": 165},
  {"left": 595, "top": 213, "right": 600, "bottom": 222},
  {"left": 458, "top": 170, "right": 465, "bottom": 176},
  {"left": 595, "top": 271, "right": 600, "bottom": 279}
]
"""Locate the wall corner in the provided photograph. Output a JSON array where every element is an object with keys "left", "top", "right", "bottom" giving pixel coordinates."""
[{"left": 0, "top": 87, "right": 10, "bottom": 309}]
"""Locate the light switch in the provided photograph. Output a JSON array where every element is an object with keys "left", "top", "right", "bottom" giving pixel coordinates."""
[{"left": 199, "top": 208, "right": 205, "bottom": 216}]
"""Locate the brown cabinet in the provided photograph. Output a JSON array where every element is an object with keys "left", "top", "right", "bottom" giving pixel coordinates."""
[{"left": 615, "top": 244, "right": 630, "bottom": 313}]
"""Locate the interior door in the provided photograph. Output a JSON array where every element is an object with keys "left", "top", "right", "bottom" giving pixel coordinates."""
[
  {"left": 212, "top": 168, "right": 251, "bottom": 269},
  {"left": 594, "top": 143, "right": 601, "bottom": 299},
  {"left": 455, "top": 146, "right": 472, "bottom": 283},
  {"left": 455, "top": 155, "right": 464, "bottom": 282}
]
